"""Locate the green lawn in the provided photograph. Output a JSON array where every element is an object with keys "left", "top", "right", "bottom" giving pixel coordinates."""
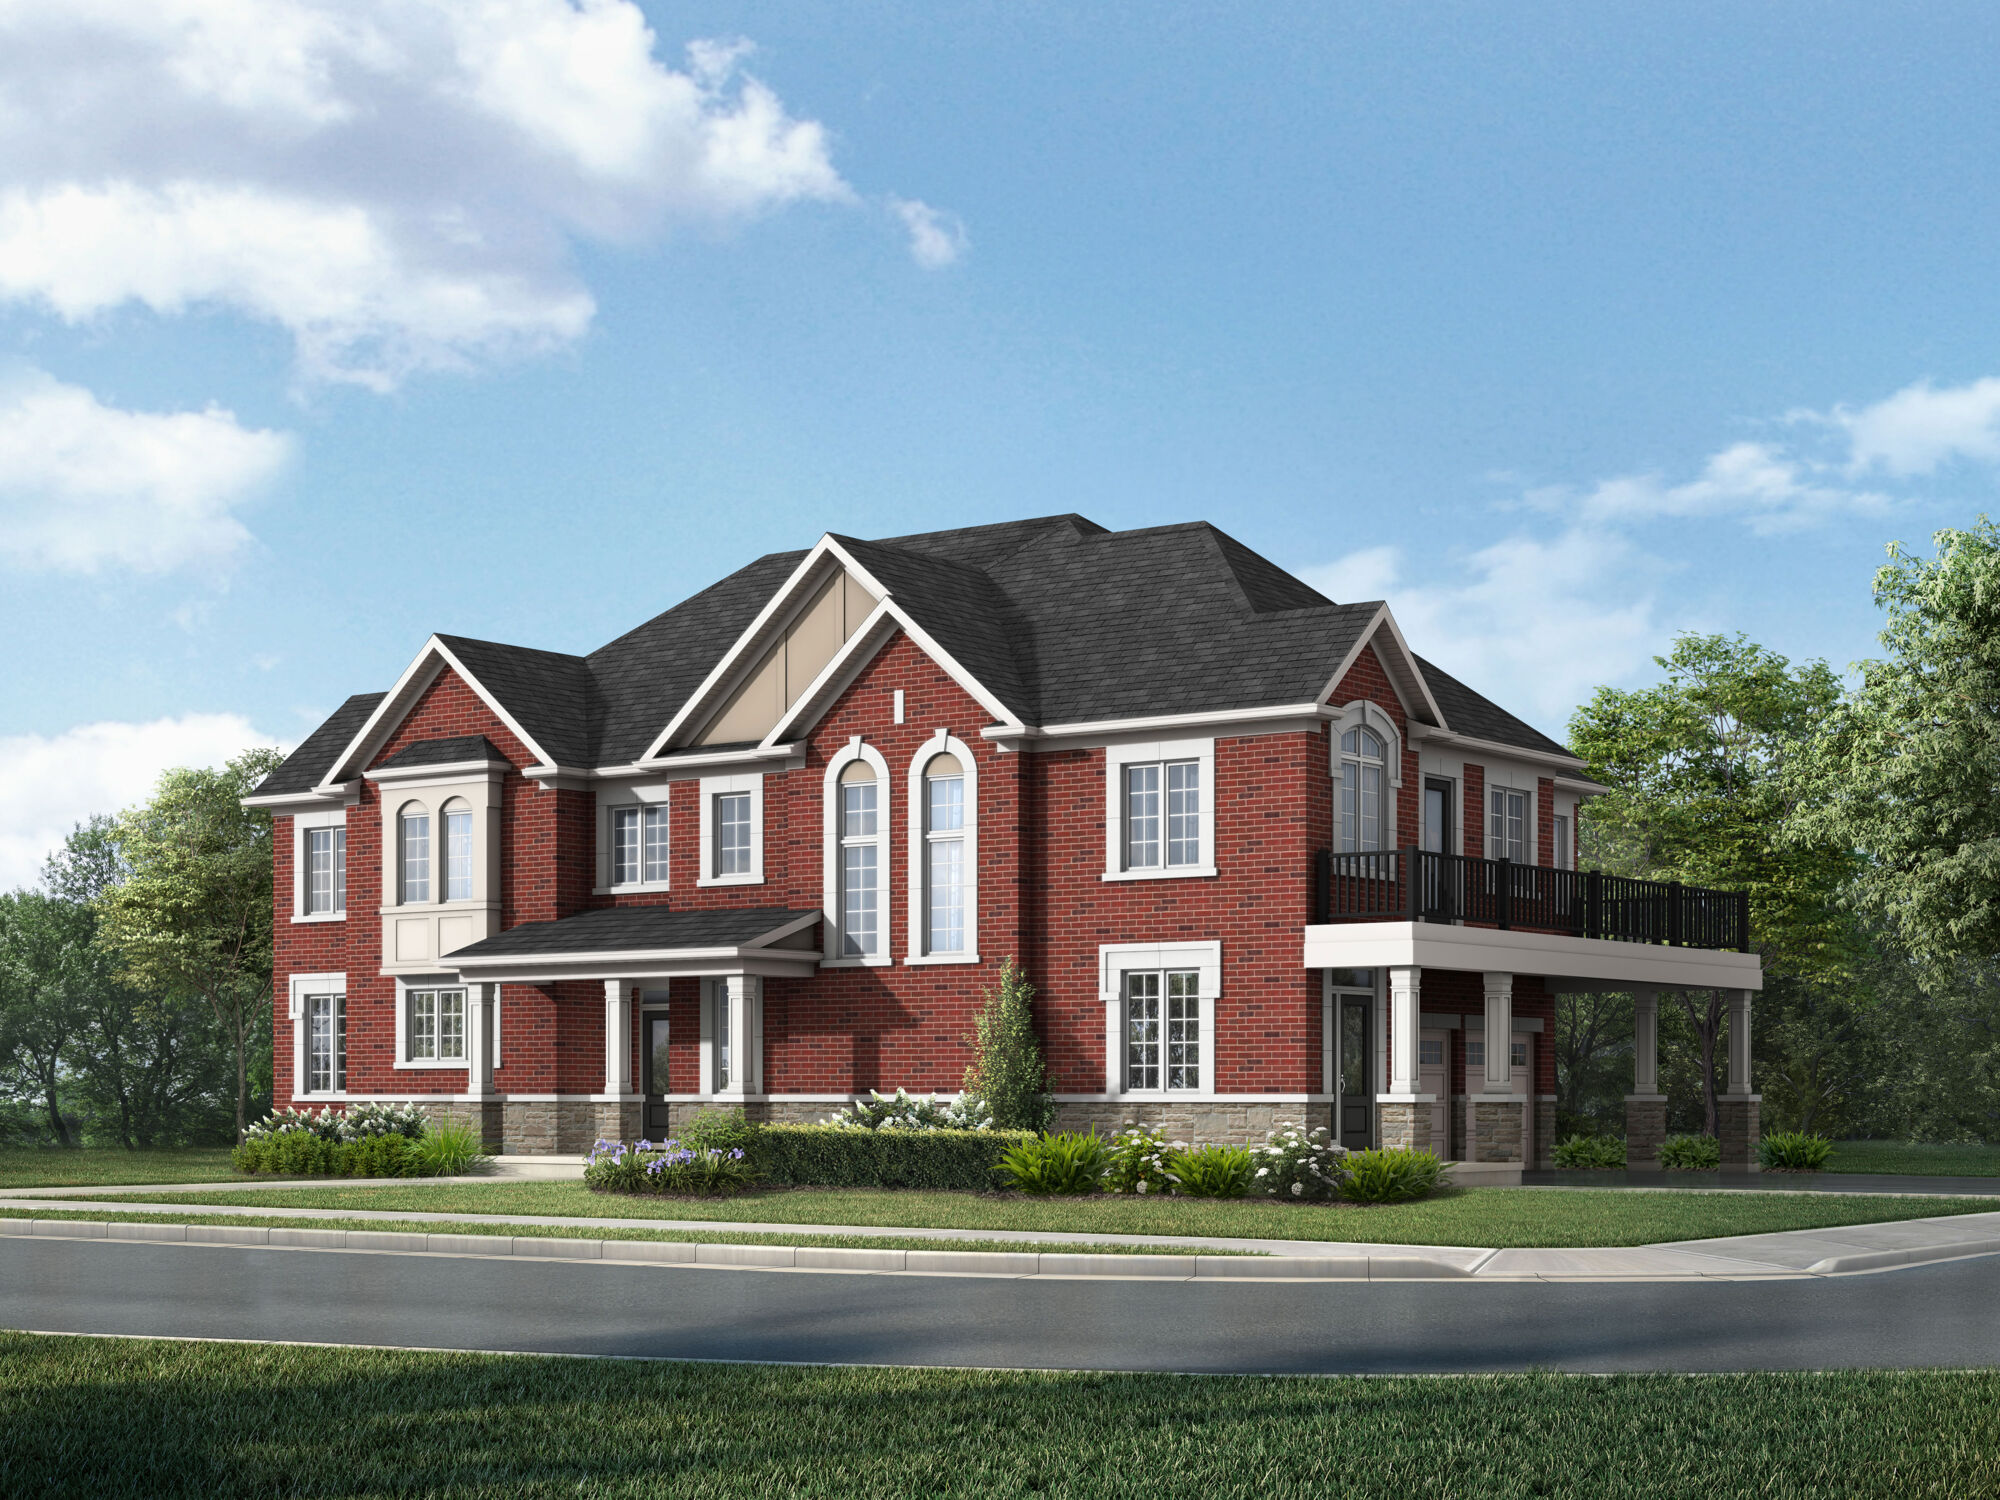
[
  {"left": 0, "top": 1205, "right": 1230, "bottom": 1256},
  {"left": 0, "top": 1147, "right": 244, "bottom": 1190},
  {"left": 1830, "top": 1141, "right": 2000, "bottom": 1177},
  {"left": 72, "top": 1181, "right": 2000, "bottom": 1248},
  {"left": 0, "top": 1334, "right": 1994, "bottom": 1499}
]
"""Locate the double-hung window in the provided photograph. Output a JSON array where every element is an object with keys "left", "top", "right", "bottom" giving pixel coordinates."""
[
  {"left": 1553, "top": 813, "right": 1572, "bottom": 870},
  {"left": 444, "top": 802, "right": 474, "bottom": 901},
  {"left": 405, "top": 986, "right": 467, "bottom": 1062},
  {"left": 1125, "top": 969, "right": 1201, "bottom": 1092},
  {"left": 398, "top": 807, "right": 431, "bottom": 903},
  {"left": 1125, "top": 760, "right": 1200, "bottom": 871},
  {"left": 304, "top": 992, "right": 345, "bottom": 1092},
  {"left": 611, "top": 805, "right": 670, "bottom": 886},
  {"left": 1489, "top": 788, "right": 1528, "bottom": 862},
  {"left": 305, "top": 827, "right": 345, "bottom": 915},
  {"left": 837, "top": 764, "right": 880, "bottom": 957},
  {"left": 923, "top": 755, "right": 966, "bottom": 954},
  {"left": 1339, "top": 728, "right": 1385, "bottom": 852},
  {"left": 715, "top": 793, "right": 752, "bottom": 877}
]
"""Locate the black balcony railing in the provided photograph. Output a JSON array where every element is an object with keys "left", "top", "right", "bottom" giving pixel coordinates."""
[{"left": 1310, "top": 845, "right": 1751, "bottom": 953}]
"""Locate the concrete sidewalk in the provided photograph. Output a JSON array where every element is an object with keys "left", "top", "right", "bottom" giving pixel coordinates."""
[{"left": 5, "top": 1193, "right": 1999, "bottom": 1281}]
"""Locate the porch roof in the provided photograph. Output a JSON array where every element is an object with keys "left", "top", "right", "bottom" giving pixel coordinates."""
[
  {"left": 449, "top": 907, "right": 822, "bottom": 984},
  {"left": 1303, "top": 920, "right": 1764, "bottom": 991}
]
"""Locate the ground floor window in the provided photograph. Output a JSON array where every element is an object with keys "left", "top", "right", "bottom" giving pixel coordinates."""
[
  {"left": 305, "top": 992, "right": 345, "bottom": 1092},
  {"left": 406, "top": 987, "right": 466, "bottom": 1062},
  {"left": 1125, "top": 969, "right": 1200, "bottom": 1091}
]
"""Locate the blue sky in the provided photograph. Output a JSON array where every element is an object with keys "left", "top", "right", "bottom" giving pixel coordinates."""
[{"left": 4, "top": 2, "right": 1999, "bottom": 884}]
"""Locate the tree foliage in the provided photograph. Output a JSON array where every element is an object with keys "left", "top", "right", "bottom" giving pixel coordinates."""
[{"left": 961, "top": 958, "right": 1055, "bottom": 1132}]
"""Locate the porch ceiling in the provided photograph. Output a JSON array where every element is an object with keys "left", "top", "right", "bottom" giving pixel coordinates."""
[{"left": 1303, "top": 920, "right": 1764, "bottom": 991}]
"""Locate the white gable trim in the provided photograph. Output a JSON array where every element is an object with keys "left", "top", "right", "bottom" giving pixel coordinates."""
[
  {"left": 318, "top": 637, "right": 556, "bottom": 790},
  {"left": 761, "top": 600, "right": 899, "bottom": 747},
  {"left": 1315, "top": 606, "right": 1447, "bottom": 731}
]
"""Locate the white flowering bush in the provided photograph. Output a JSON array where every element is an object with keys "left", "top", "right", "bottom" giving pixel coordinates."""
[
  {"left": 1099, "top": 1125, "right": 1174, "bottom": 1195},
  {"left": 1251, "top": 1122, "right": 1348, "bottom": 1201},
  {"left": 824, "top": 1087, "right": 993, "bottom": 1132},
  {"left": 341, "top": 1101, "right": 430, "bottom": 1141},
  {"left": 245, "top": 1105, "right": 345, "bottom": 1141}
]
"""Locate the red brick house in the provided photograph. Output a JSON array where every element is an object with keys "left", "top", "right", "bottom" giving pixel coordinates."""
[{"left": 248, "top": 516, "right": 1764, "bottom": 1177}]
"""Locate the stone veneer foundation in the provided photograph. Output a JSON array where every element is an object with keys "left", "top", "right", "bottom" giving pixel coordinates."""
[
  {"left": 1377, "top": 1100, "right": 1431, "bottom": 1153},
  {"left": 1471, "top": 1098, "right": 1524, "bottom": 1162},
  {"left": 1051, "top": 1101, "right": 1332, "bottom": 1143},
  {"left": 1716, "top": 1094, "right": 1762, "bottom": 1173},
  {"left": 1624, "top": 1095, "right": 1668, "bottom": 1170}
]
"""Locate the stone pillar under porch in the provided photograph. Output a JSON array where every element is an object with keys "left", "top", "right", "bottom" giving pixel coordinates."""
[{"left": 1470, "top": 971, "right": 1525, "bottom": 1164}]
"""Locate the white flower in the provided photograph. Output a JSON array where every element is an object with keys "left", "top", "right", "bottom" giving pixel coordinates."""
[
  {"left": 1255, "top": 1167, "right": 1269, "bottom": 1178},
  {"left": 1291, "top": 1182, "right": 1305, "bottom": 1196}
]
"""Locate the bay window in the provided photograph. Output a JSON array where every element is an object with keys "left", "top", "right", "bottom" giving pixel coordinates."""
[
  {"left": 398, "top": 806, "right": 430, "bottom": 903},
  {"left": 444, "top": 800, "right": 473, "bottom": 901}
]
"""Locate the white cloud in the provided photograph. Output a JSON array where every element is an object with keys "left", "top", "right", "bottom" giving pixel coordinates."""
[
  {"left": 0, "top": 712, "right": 283, "bottom": 890},
  {"left": 0, "top": 365, "right": 291, "bottom": 574},
  {"left": 1827, "top": 376, "right": 2000, "bottom": 477},
  {"left": 0, "top": 1, "right": 854, "bottom": 388},
  {"left": 890, "top": 196, "right": 968, "bottom": 270},
  {"left": 1567, "top": 441, "right": 1892, "bottom": 536}
]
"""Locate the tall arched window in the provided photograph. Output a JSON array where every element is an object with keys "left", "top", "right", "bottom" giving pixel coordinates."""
[
  {"left": 1339, "top": 728, "right": 1384, "bottom": 852},
  {"left": 398, "top": 803, "right": 431, "bottom": 904},
  {"left": 442, "top": 797, "right": 474, "bottom": 901},
  {"left": 837, "top": 760, "right": 880, "bottom": 957},
  {"left": 922, "top": 752, "right": 965, "bottom": 954}
]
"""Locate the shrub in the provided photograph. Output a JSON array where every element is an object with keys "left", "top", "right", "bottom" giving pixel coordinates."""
[
  {"left": 678, "top": 1107, "right": 757, "bottom": 1157},
  {"left": 584, "top": 1139, "right": 756, "bottom": 1197},
  {"left": 244, "top": 1106, "right": 345, "bottom": 1142},
  {"left": 412, "top": 1117, "right": 489, "bottom": 1176},
  {"left": 1338, "top": 1147, "right": 1450, "bottom": 1204},
  {"left": 1552, "top": 1134, "right": 1628, "bottom": 1170},
  {"left": 1760, "top": 1130, "right": 1833, "bottom": 1171},
  {"left": 996, "top": 1131, "right": 1109, "bottom": 1195},
  {"left": 342, "top": 1102, "right": 429, "bottom": 1141},
  {"left": 824, "top": 1088, "right": 993, "bottom": 1132},
  {"left": 1165, "top": 1142, "right": 1255, "bottom": 1199},
  {"left": 962, "top": 959, "right": 1055, "bottom": 1132},
  {"left": 233, "top": 1132, "right": 419, "bottom": 1178},
  {"left": 1251, "top": 1122, "right": 1347, "bottom": 1201},
  {"left": 1660, "top": 1133, "right": 1722, "bottom": 1170},
  {"left": 1100, "top": 1125, "right": 1174, "bottom": 1195},
  {"left": 756, "top": 1124, "right": 1033, "bottom": 1191}
]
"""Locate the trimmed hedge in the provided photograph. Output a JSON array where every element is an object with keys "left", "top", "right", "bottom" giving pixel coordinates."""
[
  {"left": 232, "top": 1132, "right": 421, "bottom": 1178},
  {"left": 752, "top": 1125, "right": 1034, "bottom": 1191}
]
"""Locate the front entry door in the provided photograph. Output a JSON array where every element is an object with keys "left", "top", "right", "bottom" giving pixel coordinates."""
[
  {"left": 1338, "top": 995, "right": 1372, "bottom": 1149},
  {"left": 642, "top": 1011, "right": 671, "bottom": 1138}
]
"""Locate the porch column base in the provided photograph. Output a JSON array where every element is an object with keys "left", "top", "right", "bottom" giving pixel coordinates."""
[
  {"left": 1624, "top": 1094, "right": 1668, "bottom": 1171},
  {"left": 1472, "top": 1096, "right": 1525, "bottom": 1163},
  {"left": 1376, "top": 1094, "right": 1435, "bottom": 1153},
  {"left": 1717, "top": 1094, "right": 1762, "bottom": 1174}
]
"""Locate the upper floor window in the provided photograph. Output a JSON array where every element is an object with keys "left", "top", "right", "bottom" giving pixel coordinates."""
[
  {"left": 923, "top": 753, "right": 966, "bottom": 955},
  {"left": 612, "top": 805, "right": 669, "bottom": 886},
  {"left": 305, "top": 827, "right": 345, "bottom": 915},
  {"left": 1553, "top": 812, "right": 1572, "bottom": 870},
  {"left": 838, "top": 761, "right": 880, "bottom": 957},
  {"left": 1339, "top": 728, "right": 1385, "bottom": 853},
  {"left": 444, "top": 799, "right": 474, "bottom": 901},
  {"left": 715, "top": 793, "right": 752, "bottom": 876},
  {"left": 398, "top": 805, "right": 430, "bottom": 904},
  {"left": 1489, "top": 788, "right": 1527, "bottom": 862},
  {"left": 1125, "top": 760, "right": 1200, "bottom": 870}
]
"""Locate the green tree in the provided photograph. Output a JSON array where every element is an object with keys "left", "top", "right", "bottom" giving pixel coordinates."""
[
  {"left": 962, "top": 958, "right": 1054, "bottom": 1131},
  {"left": 1570, "top": 633, "right": 1856, "bottom": 1134},
  {"left": 0, "top": 890, "right": 92, "bottom": 1145},
  {"left": 1789, "top": 517, "right": 2000, "bottom": 976},
  {"left": 104, "top": 750, "right": 283, "bottom": 1142}
]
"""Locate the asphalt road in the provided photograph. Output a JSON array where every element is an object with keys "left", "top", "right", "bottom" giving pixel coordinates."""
[{"left": 6, "top": 1237, "right": 1999, "bottom": 1374}]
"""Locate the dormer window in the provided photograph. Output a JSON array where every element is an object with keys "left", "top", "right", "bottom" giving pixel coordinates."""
[
  {"left": 398, "top": 806, "right": 430, "bottom": 904},
  {"left": 1339, "top": 728, "right": 1384, "bottom": 852}
]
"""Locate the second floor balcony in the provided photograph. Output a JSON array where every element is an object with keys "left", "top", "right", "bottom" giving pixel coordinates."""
[{"left": 1311, "top": 846, "right": 1752, "bottom": 954}]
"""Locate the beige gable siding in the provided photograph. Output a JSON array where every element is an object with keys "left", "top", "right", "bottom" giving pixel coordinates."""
[{"left": 696, "top": 569, "right": 879, "bottom": 744}]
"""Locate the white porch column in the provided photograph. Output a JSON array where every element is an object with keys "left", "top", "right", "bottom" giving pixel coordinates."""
[
  {"left": 466, "top": 983, "right": 496, "bottom": 1098},
  {"left": 718, "top": 975, "right": 763, "bottom": 1097},
  {"left": 1482, "top": 972, "right": 1514, "bottom": 1093},
  {"left": 1388, "top": 966, "right": 1421, "bottom": 1095},
  {"left": 1725, "top": 987, "right": 1753, "bottom": 1096},
  {"left": 1632, "top": 984, "right": 1660, "bottom": 1096},
  {"left": 603, "top": 979, "right": 633, "bottom": 1096}
]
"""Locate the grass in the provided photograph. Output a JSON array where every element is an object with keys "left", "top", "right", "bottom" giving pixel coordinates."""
[
  {"left": 1, "top": 1334, "right": 1996, "bottom": 1498},
  {"left": 1830, "top": 1141, "right": 2000, "bottom": 1177},
  {"left": 69, "top": 1181, "right": 2000, "bottom": 1248},
  {"left": 0, "top": 1146, "right": 243, "bottom": 1190},
  {"left": 0, "top": 1205, "right": 1238, "bottom": 1256}
]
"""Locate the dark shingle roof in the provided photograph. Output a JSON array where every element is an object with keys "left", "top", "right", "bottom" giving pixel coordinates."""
[
  {"left": 377, "top": 735, "right": 508, "bottom": 770},
  {"left": 450, "top": 906, "right": 819, "bottom": 957},
  {"left": 253, "top": 693, "right": 385, "bottom": 796},
  {"left": 253, "top": 514, "right": 1576, "bottom": 798}
]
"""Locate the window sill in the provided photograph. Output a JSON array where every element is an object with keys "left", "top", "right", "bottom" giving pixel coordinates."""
[
  {"left": 696, "top": 873, "right": 765, "bottom": 888},
  {"left": 1111, "top": 1090, "right": 1215, "bottom": 1102},
  {"left": 1100, "top": 866, "right": 1218, "bottom": 883},
  {"left": 291, "top": 911, "right": 348, "bottom": 924},
  {"left": 904, "top": 953, "right": 982, "bottom": 966},
  {"left": 595, "top": 881, "right": 671, "bottom": 896},
  {"left": 393, "top": 1058, "right": 470, "bottom": 1071},
  {"left": 820, "top": 956, "right": 892, "bottom": 969}
]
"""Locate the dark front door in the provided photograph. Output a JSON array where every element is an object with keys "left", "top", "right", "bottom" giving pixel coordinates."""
[
  {"left": 1421, "top": 778, "right": 1457, "bottom": 917},
  {"left": 642, "top": 1012, "right": 672, "bottom": 1138},
  {"left": 1339, "top": 996, "right": 1372, "bottom": 1149}
]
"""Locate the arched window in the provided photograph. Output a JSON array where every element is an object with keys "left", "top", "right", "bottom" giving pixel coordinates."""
[
  {"left": 442, "top": 797, "right": 474, "bottom": 902},
  {"left": 837, "top": 760, "right": 880, "bottom": 957},
  {"left": 922, "top": 752, "right": 965, "bottom": 955},
  {"left": 398, "top": 803, "right": 431, "bottom": 904},
  {"left": 1339, "top": 728, "right": 1385, "bottom": 852}
]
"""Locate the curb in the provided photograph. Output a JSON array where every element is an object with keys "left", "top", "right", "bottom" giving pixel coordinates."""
[
  {"left": 1803, "top": 1237, "right": 2000, "bottom": 1275},
  {"left": 0, "top": 1218, "right": 1471, "bottom": 1281}
]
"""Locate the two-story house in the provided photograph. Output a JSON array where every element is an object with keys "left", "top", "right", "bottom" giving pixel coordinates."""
[{"left": 249, "top": 515, "right": 1765, "bottom": 1178}]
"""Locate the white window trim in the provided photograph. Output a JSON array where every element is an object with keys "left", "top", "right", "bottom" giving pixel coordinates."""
[
  {"left": 823, "top": 737, "right": 892, "bottom": 967},
  {"left": 905, "top": 729, "right": 979, "bottom": 964},
  {"left": 1098, "top": 941, "right": 1220, "bottom": 1099},
  {"left": 1101, "top": 738, "right": 1217, "bottom": 882},
  {"left": 1485, "top": 782, "right": 1536, "bottom": 864},
  {"left": 698, "top": 772, "right": 765, "bottom": 887},
  {"left": 393, "top": 975, "right": 473, "bottom": 1070},
  {"left": 1330, "top": 702, "right": 1403, "bottom": 851},
  {"left": 596, "top": 783, "right": 673, "bottom": 895},
  {"left": 290, "top": 808, "right": 348, "bottom": 923},
  {"left": 288, "top": 971, "right": 347, "bottom": 1098}
]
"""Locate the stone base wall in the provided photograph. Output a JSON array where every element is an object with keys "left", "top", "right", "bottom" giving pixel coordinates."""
[
  {"left": 494, "top": 1099, "right": 638, "bottom": 1156},
  {"left": 1624, "top": 1096, "right": 1668, "bottom": 1170},
  {"left": 1472, "top": 1098, "right": 1524, "bottom": 1162},
  {"left": 1378, "top": 1101, "right": 1432, "bottom": 1154},
  {"left": 1534, "top": 1099, "right": 1557, "bottom": 1169},
  {"left": 1716, "top": 1095, "right": 1762, "bottom": 1172},
  {"left": 1052, "top": 1101, "right": 1333, "bottom": 1144}
]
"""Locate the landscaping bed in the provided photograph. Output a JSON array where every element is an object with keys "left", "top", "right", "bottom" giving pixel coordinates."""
[{"left": 3, "top": 1334, "right": 1996, "bottom": 1499}]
